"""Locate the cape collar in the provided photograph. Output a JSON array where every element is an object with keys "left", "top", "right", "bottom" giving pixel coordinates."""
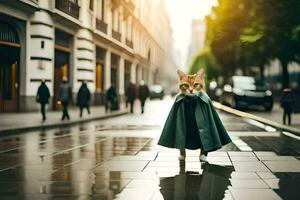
[{"left": 175, "top": 91, "right": 209, "bottom": 104}]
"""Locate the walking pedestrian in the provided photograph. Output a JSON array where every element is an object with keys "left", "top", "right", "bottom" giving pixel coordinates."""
[
  {"left": 36, "top": 79, "right": 50, "bottom": 121},
  {"left": 138, "top": 80, "right": 149, "bottom": 114},
  {"left": 280, "top": 88, "right": 295, "bottom": 125},
  {"left": 125, "top": 82, "right": 136, "bottom": 113},
  {"left": 59, "top": 77, "right": 72, "bottom": 120},
  {"left": 106, "top": 85, "right": 119, "bottom": 112},
  {"left": 77, "top": 81, "right": 91, "bottom": 117}
]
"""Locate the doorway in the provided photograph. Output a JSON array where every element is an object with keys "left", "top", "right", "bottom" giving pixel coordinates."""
[
  {"left": 0, "top": 22, "right": 20, "bottom": 113},
  {"left": 111, "top": 54, "right": 119, "bottom": 91},
  {"left": 54, "top": 49, "right": 70, "bottom": 109},
  {"left": 95, "top": 47, "right": 106, "bottom": 105},
  {"left": 124, "top": 60, "right": 131, "bottom": 90}
]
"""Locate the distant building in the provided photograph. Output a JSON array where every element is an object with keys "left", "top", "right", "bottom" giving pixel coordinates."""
[
  {"left": 186, "top": 19, "right": 206, "bottom": 67},
  {"left": 264, "top": 60, "right": 300, "bottom": 90},
  {"left": 0, "top": 0, "right": 172, "bottom": 112}
]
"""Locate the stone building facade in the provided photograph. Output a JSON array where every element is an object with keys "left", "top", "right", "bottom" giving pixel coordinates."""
[{"left": 0, "top": 0, "right": 172, "bottom": 112}]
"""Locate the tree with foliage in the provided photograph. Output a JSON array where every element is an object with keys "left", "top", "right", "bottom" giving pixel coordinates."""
[
  {"left": 189, "top": 48, "right": 221, "bottom": 82},
  {"left": 206, "top": 0, "right": 300, "bottom": 88},
  {"left": 205, "top": 0, "right": 253, "bottom": 81}
]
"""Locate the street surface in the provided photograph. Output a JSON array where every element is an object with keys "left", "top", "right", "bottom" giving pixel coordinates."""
[
  {"left": 248, "top": 103, "right": 300, "bottom": 129},
  {"left": 0, "top": 96, "right": 300, "bottom": 200}
]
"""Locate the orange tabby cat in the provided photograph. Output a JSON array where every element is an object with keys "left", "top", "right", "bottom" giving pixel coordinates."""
[{"left": 177, "top": 68, "right": 205, "bottom": 94}]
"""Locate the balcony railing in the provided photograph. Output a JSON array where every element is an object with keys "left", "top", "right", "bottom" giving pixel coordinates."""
[
  {"left": 112, "top": 30, "right": 121, "bottom": 42},
  {"left": 96, "top": 18, "right": 108, "bottom": 34},
  {"left": 126, "top": 39, "right": 133, "bottom": 48},
  {"left": 55, "top": 0, "right": 80, "bottom": 19}
]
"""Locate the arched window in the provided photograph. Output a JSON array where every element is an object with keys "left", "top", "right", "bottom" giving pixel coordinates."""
[
  {"left": 147, "top": 49, "right": 151, "bottom": 61},
  {"left": 0, "top": 21, "right": 20, "bottom": 46}
]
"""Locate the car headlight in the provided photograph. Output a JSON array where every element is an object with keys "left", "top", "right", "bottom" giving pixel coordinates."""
[{"left": 265, "top": 90, "right": 272, "bottom": 96}]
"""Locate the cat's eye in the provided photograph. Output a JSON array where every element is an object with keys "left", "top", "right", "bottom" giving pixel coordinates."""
[
  {"left": 194, "top": 83, "right": 199, "bottom": 87},
  {"left": 180, "top": 83, "right": 189, "bottom": 88}
]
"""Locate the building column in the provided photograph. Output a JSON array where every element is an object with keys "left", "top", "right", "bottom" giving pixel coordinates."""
[
  {"left": 118, "top": 57, "right": 125, "bottom": 95},
  {"left": 107, "top": 2, "right": 113, "bottom": 37},
  {"left": 74, "top": 29, "right": 95, "bottom": 93},
  {"left": 148, "top": 68, "right": 153, "bottom": 85},
  {"left": 105, "top": 50, "right": 111, "bottom": 90},
  {"left": 23, "top": 10, "right": 54, "bottom": 111},
  {"left": 130, "top": 62, "right": 137, "bottom": 84},
  {"left": 137, "top": 65, "right": 142, "bottom": 85},
  {"left": 121, "top": 8, "right": 126, "bottom": 44}
]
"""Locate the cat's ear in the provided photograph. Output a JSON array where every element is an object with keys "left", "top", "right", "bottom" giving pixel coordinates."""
[
  {"left": 177, "top": 69, "right": 186, "bottom": 80},
  {"left": 196, "top": 68, "right": 205, "bottom": 78}
]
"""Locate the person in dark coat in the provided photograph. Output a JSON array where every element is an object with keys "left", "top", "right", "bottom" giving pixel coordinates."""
[
  {"left": 77, "top": 82, "right": 91, "bottom": 117},
  {"left": 59, "top": 77, "right": 72, "bottom": 120},
  {"left": 106, "top": 85, "right": 119, "bottom": 112},
  {"left": 138, "top": 80, "right": 149, "bottom": 114},
  {"left": 36, "top": 80, "right": 50, "bottom": 121},
  {"left": 280, "top": 88, "right": 295, "bottom": 125},
  {"left": 125, "top": 82, "right": 136, "bottom": 113}
]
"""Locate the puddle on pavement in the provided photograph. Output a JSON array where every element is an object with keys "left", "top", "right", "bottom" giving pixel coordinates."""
[{"left": 1, "top": 118, "right": 300, "bottom": 199}]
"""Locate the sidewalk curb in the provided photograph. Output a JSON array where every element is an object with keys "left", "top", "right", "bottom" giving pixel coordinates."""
[
  {"left": 0, "top": 111, "right": 129, "bottom": 135},
  {"left": 213, "top": 101, "right": 300, "bottom": 136}
]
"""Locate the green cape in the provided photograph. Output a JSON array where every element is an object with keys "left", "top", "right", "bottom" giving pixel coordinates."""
[{"left": 158, "top": 92, "right": 232, "bottom": 152}]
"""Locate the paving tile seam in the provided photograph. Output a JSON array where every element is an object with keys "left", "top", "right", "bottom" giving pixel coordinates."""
[
  {"left": 0, "top": 127, "right": 107, "bottom": 155},
  {"left": 0, "top": 146, "right": 26, "bottom": 154},
  {"left": 0, "top": 111, "right": 129, "bottom": 135},
  {"left": 226, "top": 151, "right": 235, "bottom": 165},
  {"left": 89, "top": 141, "right": 153, "bottom": 172},
  {"left": 0, "top": 137, "right": 108, "bottom": 172}
]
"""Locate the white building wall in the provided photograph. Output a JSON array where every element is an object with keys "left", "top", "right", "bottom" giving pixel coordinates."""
[
  {"left": 27, "top": 11, "right": 54, "bottom": 96},
  {"left": 74, "top": 29, "right": 96, "bottom": 93},
  {"left": 0, "top": 0, "right": 172, "bottom": 111}
]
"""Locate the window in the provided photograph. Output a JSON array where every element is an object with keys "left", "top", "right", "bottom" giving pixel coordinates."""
[
  {"left": 113, "top": 9, "right": 120, "bottom": 32},
  {"left": 89, "top": 0, "right": 94, "bottom": 11},
  {"left": 97, "top": 0, "right": 105, "bottom": 20}
]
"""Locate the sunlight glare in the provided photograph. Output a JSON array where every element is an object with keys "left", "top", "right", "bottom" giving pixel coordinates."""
[{"left": 165, "top": 0, "right": 218, "bottom": 68}]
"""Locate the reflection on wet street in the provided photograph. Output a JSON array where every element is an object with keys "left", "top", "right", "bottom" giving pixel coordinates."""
[
  {"left": 159, "top": 162, "right": 233, "bottom": 200},
  {"left": 0, "top": 97, "right": 300, "bottom": 199}
]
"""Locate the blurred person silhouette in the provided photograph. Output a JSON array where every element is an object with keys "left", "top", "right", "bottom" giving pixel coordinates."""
[
  {"left": 36, "top": 79, "right": 50, "bottom": 121},
  {"left": 59, "top": 77, "right": 72, "bottom": 120},
  {"left": 280, "top": 88, "right": 295, "bottom": 125},
  {"left": 138, "top": 80, "right": 149, "bottom": 114},
  {"left": 106, "top": 84, "right": 119, "bottom": 112},
  {"left": 125, "top": 82, "right": 136, "bottom": 113},
  {"left": 77, "top": 81, "right": 91, "bottom": 117}
]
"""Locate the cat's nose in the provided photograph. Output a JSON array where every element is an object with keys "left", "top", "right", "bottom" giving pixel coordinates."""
[{"left": 189, "top": 89, "right": 193, "bottom": 93}]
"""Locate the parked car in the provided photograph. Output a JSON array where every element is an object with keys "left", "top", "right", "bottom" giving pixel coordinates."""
[
  {"left": 221, "top": 76, "right": 273, "bottom": 111},
  {"left": 149, "top": 85, "right": 164, "bottom": 99}
]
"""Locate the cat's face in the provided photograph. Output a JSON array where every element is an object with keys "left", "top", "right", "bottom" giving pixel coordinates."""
[{"left": 177, "top": 69, "right": 205, "bottom": 94}]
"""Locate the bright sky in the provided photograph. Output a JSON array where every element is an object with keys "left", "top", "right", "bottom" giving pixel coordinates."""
[{"left": 165, "top": 0, "right": 218, "bottom": 68}]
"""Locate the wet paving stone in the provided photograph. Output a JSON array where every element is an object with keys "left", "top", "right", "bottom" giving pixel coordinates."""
[
  {"left": 256, "top": 172, "right": 278, "bottom": 179},
  {"left": 95, "top": 161, "right": 149, "bottom": 171},
  {"left": 258, "top": 156, "right": 298, "bottom": 161},
  {"left": 230, "top": 172, "right": 260, "bottom": 179},
  {"left": 1, "top": 100, "right": 300, "bottom": 199},
  {"left": 230, "top": 156, "right": 259, "bottom": 162},
  {"left": 263, "top": 161, "right": 300, "bottom": 172},
  {"left": 230, "top": 179, "right": 269, "bottom": 189},
  {"left": 229, "top": 188, "right": 282, "bottom": 200},
  {"left": 232, "top": 161, "right": 271, "bottom": 172}
]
